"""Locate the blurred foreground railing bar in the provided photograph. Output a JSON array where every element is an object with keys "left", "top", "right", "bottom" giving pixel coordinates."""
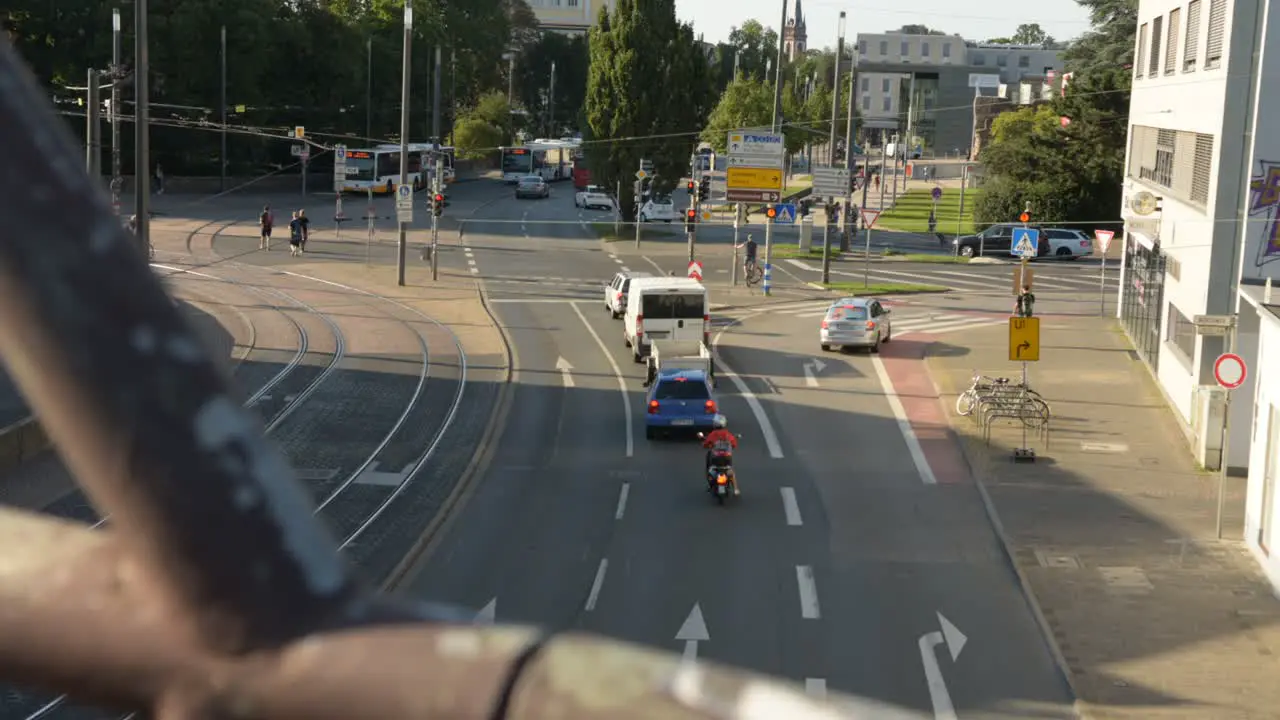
[{"left": 0, "top": 36, "right": 871, "bottom": 718}]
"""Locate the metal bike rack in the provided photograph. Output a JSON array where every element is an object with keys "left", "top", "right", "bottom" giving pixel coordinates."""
[{"left": 964, "top": 373, "right": 1052, "bottom": 457}]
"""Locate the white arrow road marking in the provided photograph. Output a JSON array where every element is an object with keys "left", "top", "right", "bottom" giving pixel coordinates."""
[
  {"left": 918, "top": 612, "right": 967, "bottom": 720},
  {"left": 802, "top": 357, "right": 826, "bottom": 387},
  {"left": 676, "top": 603, "right": 709, "bottom": 663},
  {"left": 556, "top": 356, "right": 575, "bottom": 388},
  {"left": 475, "top": 597, "right": 496, "bottom": 625}
]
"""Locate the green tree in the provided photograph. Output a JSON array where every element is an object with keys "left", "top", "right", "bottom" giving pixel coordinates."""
[
  {"left": 516, "top": 32, "right": 589, "bottom": 136},
  {"left": 453, "top": 117, "right": 505, "bottom": 159},
  {"left": 1012, "top": 23, "right": 1050, "bottom": 44},
  {"left": 701, "top": 78, "right": 773, "bottom": 153},
  {"left": 585, "top": 0, "right": 712, "bottom": 220}
]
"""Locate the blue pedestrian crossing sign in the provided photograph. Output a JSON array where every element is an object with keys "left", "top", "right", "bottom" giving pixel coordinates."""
[
  {"left": 774, "top": 203, "right": 797, "bottom": 225},
  {"left": 1011, "top": 227, "right": 1040, "bottom": 257}
]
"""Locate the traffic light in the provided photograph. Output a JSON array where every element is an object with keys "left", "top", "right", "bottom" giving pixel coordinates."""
[
  {"left": 766, "top": 206, "right": 778, "bottom": 220},
  {"left": 432, "top": 193, "right": 444, "bottom": 217},
  {"left": 687, "top": 180, "right": 696, "bottom": 194},
  {"left": 698, "top": 177, "right": 710, "bottom": 202},
  {"left": 685, "top": 208, "right": 697, "bottom": 233},
  {"left": 1019, "top": 211, "right": 1030, "bottom": 223}
]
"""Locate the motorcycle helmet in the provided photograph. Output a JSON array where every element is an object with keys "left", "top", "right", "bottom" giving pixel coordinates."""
[{"left": 713, "top": 414, "right": 727, "bottom": 429}]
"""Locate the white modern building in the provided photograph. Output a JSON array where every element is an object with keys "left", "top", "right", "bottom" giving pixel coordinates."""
[
  {"left": 527, "top": 0, "right": 615, "bottom": 34},
  {"left": 1119, "top": 0, "right": 1280, "bottom": 585}
]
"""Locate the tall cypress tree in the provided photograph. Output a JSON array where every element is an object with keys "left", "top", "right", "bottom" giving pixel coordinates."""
[{"left": 586, "top": 0, "right": 713, "bottom": 219}]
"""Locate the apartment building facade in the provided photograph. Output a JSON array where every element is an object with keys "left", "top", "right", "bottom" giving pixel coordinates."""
[
  {"left": 527, "top": 0, "right": 615, "bottom": 34},
  {"left": 854, "top": 33, "right": 1062, "bottom": 154},
  {"left": 1119, "top": 0, "right": 1280, "bottom": 586}
]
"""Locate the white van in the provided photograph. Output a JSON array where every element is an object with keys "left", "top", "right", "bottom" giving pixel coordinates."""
[{"left": 623, "top": 277, "right": 709, "bottom": 363}]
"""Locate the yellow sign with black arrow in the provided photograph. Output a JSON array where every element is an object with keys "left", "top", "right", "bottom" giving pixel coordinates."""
[
  {"left": 1008, "top": 316, "right": 1040, "bottom": 362},
  {"left": 727, "top": 166, "right": 782, "bottom": 190}
]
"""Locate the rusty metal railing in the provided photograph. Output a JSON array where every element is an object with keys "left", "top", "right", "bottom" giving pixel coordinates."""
[{"left": 0, "top": 37, "right": 875, "bottom": 718}]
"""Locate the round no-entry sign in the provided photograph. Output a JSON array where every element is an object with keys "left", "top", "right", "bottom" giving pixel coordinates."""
[{"left": 1214, "top": 353, "right": 1247, "bottom": 389}]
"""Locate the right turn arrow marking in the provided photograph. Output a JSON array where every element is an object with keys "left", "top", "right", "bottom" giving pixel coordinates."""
[
  {"left": 675, "top": 603, "right": 709, "bottom": 664},
  {"left": 918, "top": 612, "right": 966, "bottom": 719}
]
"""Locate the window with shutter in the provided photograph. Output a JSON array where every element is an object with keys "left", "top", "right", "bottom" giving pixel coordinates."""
[
  {"left": 1184, "top": 0, "right": 1200, "bottom": 71},
  {"left": 1154, "top": 129, "right": 1175, "bottom": 187},
  {"left": 1172, "top": 131, "right": 1197, "bottom": 199},
  {"left": 1165, "top": 9, "right": 1180, "bottom": 74},
  {"left": 1205, "top": 0, "right": 1225, "bottom": 69},
  {"left": 1191, "top": 134, "right": 1214, "bottom": 205},
  {"left": 1137, "top": 23, "right": 1149, "bottom": 79},
  {"left": 1150, "top": 16, "right": 1164, "bottom": 77}
]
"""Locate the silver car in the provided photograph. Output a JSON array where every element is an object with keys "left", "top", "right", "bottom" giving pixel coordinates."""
[
  {"left": 515, "top": 175, "right": 549, "bottom": 199},
  {"left": 819, "top": 297, "right": 892, "bottom": 352}
]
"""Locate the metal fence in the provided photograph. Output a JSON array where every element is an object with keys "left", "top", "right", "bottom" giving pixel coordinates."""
[{"left": 0, "top": 37, "right": 874, "bottom": 718}]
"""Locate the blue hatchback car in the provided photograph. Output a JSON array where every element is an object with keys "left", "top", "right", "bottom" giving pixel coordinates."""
[{"left": 644, "top": 369, "right": 718, "bottom": 439}]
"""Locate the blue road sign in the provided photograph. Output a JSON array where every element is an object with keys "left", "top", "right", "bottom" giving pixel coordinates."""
[
  {"left": 774, "top": 203, "right": 797, "bottom": 225},
  {"left": 1011, "top": 227, "right": 1040, "bottom": 257}
]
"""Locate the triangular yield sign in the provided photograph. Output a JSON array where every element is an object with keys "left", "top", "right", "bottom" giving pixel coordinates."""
[{"left": 860, "top": 208, "right": 880, "bottom": 228}]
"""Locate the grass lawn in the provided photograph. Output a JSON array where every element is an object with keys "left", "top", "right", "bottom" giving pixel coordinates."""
[
  {"left": 771, "top": 244, "right": 843, "bottom": 260},
  {"left": 881, "top": 250, "right": 970, "bottom": 264},
  {"left": 877, "top": 187, "right": 983, "bottom": 235},
  {"left": 590, "top": 222, "right": 630, "bottom": 241},
  {"left": 819, "top": 281, "right": 948, "bottom": 295}
]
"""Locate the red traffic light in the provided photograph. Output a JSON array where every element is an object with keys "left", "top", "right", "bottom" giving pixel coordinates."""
[
  {"left": 766, "top": 207, "right": 778, "bottom": 219},
  {"left": 434, "top": 194, "right": 444, "bottom": 202},
  {"left": 687, "top": 181, "right": 695, "bottom": 190},
  {"left": 686, "top": 209, "right": 696, "bottom": 218},
  {"left": 1019, "top": 211, "right": 1030, "bottom": 222}
]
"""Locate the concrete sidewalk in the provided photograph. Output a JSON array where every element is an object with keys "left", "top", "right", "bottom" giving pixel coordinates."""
[{"left": 926, "top": 316, "right": 1280, "bottom": 719}]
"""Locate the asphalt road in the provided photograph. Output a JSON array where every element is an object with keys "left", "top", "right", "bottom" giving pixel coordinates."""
[{"left": 403, "top": 183, "right": 1077, "bottom": 717}]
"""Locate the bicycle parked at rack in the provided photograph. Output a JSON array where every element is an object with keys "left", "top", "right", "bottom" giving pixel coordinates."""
[{"left": 956, "top": 372, "right": 1050, "bottom": 428}]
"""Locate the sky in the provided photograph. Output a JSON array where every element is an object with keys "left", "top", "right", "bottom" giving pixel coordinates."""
[{"left": 674, "top": 0, "right": 1095, "bottom": 48}]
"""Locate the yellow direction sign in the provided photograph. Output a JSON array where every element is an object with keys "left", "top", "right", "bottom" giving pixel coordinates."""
[
  {"left": 1008, "top": 317, "right": 1040, "bottom": 362},
  {"left": 727, "top": 166, "right": 782, "bottom": 190}
]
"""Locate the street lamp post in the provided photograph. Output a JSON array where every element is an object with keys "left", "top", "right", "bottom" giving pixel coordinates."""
[
  {"left": 110, "top": 8, "right": 122, "bottom": 216},
  {"left": 396, "top": 1, "right": 412, "bottom": 287},
  {"left": 822, "top": 11, "right": 845, "bottom": 285},
  {"left": 135, "top": 0, "right": 150, "bottom": 257}
]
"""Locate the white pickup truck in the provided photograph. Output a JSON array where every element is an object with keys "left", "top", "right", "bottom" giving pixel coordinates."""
[{"left": 643, "top": 340, "right": 715, "bottom": 388}]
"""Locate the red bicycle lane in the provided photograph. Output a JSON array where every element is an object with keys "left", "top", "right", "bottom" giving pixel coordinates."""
[{"left": 876, "top": 333, "right": 971, "bottom": 485}]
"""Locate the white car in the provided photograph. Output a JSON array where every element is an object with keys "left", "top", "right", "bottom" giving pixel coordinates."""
[
  {"left": 1043, "top": 228, "right": 1094, "bottom": 259},
  {"left": 575, "top": 185, "right": 614, "bottom": 210},
  {"left": 638, "top": 197, "right": 677, "bottom": 223},
  {"left": 604, "top": 270, "right": 654, "bottom": 319}
]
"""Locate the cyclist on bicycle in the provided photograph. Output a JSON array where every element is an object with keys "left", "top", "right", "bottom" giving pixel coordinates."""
[{"left": 735, "top": 234, "right": 758, "bottom": 277}]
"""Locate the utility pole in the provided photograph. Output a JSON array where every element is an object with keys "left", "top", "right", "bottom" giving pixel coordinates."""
[
  {"left": 842, "top": 47, "right": 855, "bottom": 252},
  {"left": 431, "top": 154, "right": 442, "bottom": 280},
  {"left": 366, "top": 38, "right": 373, "bottom": 139},
  {"left": 396, "top": 1, "right": 412, "bottom": 287},
  {"left": 828, "top": 12, "right": 845, "bottom": 165},
  {"left": 432, "top": 45, "right": 442, "bottom": 143},
  {"left": 110, "top": 8, "right": 122, "bottom": 216},
  {"left": 548, "top": 60, "right": 557, "bottom": 137},
  {"left": 86, "top": 69, "right": 100, "bottom": 178},
  {"left": 135, "top": 0, "right": 151, "bottom": 257},
  {"left": 771, "top": 0, "right": 787, "bottom": 132},
  {"left": 220, "top": 25, "right": 227, "bottom": 193},
  {"left": 448, "top": 49, "right": 456, "bottom": 145}
]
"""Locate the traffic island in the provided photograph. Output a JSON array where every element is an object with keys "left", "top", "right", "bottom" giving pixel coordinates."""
[{"left": 923, "top": 316, "right": 1280, "bottom": 718}]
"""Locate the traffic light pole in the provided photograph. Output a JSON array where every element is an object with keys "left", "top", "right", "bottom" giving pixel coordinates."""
[{"left": 763, "top": 213, "right": 774, "bottom": 297}]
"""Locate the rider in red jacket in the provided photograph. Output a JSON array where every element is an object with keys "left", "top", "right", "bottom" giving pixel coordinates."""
[{"left": 702, "top": 415, "right": 740, "bottom": 495}]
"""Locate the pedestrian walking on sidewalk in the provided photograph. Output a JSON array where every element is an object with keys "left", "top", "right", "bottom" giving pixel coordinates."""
[
  {"left": 259, "top": 205, "right": 274, "bottom": 250},
  {"left": 288, "top": 211, "right": 303, "bottom": 257}
]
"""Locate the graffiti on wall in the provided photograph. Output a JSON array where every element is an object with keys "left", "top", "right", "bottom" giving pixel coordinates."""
[{"left": 1248, "top": 159, "right": 1280, "bottom": 269}]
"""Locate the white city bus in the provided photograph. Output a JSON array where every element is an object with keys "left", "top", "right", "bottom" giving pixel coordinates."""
[
  {"left": 338, "top": 143, "right": 449, "bottom": 194},
  {"left": 499, "top": 139, "right": 580, "bottom": 183}
]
